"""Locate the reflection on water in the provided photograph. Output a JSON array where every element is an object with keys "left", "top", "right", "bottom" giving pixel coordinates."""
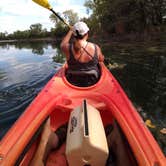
[
  {"left": 0, "top": 41, "right": 62, "bottom": 139},
  {"left": 0, "top": 41, "right": 165, "bottom": 154}
]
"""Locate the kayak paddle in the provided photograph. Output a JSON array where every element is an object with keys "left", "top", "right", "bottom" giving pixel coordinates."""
[{"left": 32, "top": 0, "right": 71, "bottom": 28}]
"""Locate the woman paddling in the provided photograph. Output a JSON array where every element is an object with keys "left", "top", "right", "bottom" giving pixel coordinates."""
[{"left": 60, "top": 21, "right": 104, "bottom": 87}]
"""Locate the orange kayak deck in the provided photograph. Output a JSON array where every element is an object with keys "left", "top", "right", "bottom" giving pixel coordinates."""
[{"left": 0, "top": 63, "right": 165, "bottom": 166}]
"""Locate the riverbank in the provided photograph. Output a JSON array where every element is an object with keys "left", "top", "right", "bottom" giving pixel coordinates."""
[
  {"left": 0, "top": 37, "right": 56, "bottom": 43},
  {"left": 1, "top": 30, "right": 166, "bottom": 44}
]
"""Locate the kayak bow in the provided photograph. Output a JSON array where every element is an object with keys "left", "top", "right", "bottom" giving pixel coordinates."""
[{"left": 0, "top": 63, "right": 165, "bottom": 166}]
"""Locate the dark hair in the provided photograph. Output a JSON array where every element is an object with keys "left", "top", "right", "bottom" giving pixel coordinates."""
[{"left": 74, "top": 30, "right": 87, "bottom": 39}]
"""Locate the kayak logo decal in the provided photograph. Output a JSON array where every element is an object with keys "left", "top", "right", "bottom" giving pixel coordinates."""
[{"left": 70, "top": 116, "right": 77, "bottom": 133}]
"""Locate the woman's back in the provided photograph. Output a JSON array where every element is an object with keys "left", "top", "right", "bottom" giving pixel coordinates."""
[
  {"left": 70, "top": 42, "right": 97, "bottom": 62},
  {"left": 60, "top": 21, "right": 104, "bottom": 86}
]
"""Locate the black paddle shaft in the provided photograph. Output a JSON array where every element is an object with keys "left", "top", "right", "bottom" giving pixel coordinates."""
[{"left": 50, "top": 9, "right": 70, "bottom": 27}]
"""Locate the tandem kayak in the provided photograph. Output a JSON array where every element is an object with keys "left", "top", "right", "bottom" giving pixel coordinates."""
[{"left": 0, "top": 62, "right": 165, "bottom": 166}]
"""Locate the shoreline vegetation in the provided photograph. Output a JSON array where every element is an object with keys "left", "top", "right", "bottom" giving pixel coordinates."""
[
  {"left": 0, "top": 29, "right": 165, "bottom": 44},
  {"left": 0, "top": 37, "right": 55, "bottom": 43},
  {"left": 0, "top": 0, "right": 166, "bottom": 44},
  {"left": 0, "top": 0, "right": 165, "bottom": 44}
]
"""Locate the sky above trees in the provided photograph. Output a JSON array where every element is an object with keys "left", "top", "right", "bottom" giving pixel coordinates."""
[{"left": 0, "top": 0, "right": 88, "bottom": 33}]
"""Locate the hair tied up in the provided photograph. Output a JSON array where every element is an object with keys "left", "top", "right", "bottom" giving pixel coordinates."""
[
  {"left": 76, "top": 30, "right": 82, "bottom": 39},
  {"left": 76, "top": 30, "right": 80, "bottom": 36}
]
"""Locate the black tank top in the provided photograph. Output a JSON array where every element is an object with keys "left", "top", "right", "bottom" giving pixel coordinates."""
[
  {"left": 67, "top": 43, "right": 99, "bottom": 72},
  {"left": 66, "top": 43, "right": 100, "bottom": 87}
]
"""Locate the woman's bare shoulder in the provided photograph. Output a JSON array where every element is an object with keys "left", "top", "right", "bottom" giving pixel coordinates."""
[
  {"left": 88, "top": 42, "right": 104, "bottom": 62},
  {"left": 88, "top": 42, "right": 101, "bottom": 49}
]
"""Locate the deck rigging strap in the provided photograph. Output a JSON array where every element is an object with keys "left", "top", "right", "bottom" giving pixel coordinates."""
[{"left": 83, "top": 100, "right": 89, "bottom": 136}]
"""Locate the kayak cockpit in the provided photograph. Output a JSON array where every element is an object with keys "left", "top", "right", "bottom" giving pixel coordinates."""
[{"left": 19, "top": 100, "right": 138, "bottom": 166}]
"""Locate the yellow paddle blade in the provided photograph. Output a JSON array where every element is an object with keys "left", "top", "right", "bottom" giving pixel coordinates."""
[{"left": 32, "top": 0, "right": 52, "bottom": 10}]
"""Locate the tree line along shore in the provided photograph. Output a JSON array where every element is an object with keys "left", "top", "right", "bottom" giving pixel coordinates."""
[{"left": 0, "top": 0, "right": 166, "bottom": 42}]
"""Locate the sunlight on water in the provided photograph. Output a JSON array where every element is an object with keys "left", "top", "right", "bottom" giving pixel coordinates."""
[{"left": 0, "top": 42, "right": 62, "bottom": 139}]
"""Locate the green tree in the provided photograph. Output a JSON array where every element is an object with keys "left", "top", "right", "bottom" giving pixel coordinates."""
[
  {"left": 0, "top": 32, "right": 7, "bottom": 40},
  {"left": 84, "top": 1, "right": 101, "bottom": 35},
  {"left": 84, "top": 0, "right": 166, "bottom": 34},
  {"left": 49, "top": 9, "right": 79, "bottom": 37},
  {"left": 63, "top": 9, "right": 79, "bottom": 25},
  {"left": 49, "top": 13, "right": 60, "bottom": 25},
  {"left": 30, "top": 23, "right": 42, "bottom": 32},
  {"left": 49, "top": 12, "right": 67, "bottom": 37},
  {"left": 29, "top": 23, "right": 43, "bottom": 37},
  {"left": 50, "top": 9, "right": 79, "bottom": 26}
]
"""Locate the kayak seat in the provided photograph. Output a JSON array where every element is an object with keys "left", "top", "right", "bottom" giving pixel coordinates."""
[{"left": 65, "top": 65, "right": 101, "bottom": 87}]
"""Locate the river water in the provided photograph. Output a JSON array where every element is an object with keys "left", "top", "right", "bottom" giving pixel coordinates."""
[{"left": 0, "top": 40, "right": 165, "bottom": 154}]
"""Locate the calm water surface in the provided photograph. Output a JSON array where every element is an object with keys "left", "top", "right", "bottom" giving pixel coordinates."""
[
  {"left": 0, "top": 41, "right": 165, "bottom": 154},
  {"left": 0, "top": 41, "right": 62, "bottom": 138}
]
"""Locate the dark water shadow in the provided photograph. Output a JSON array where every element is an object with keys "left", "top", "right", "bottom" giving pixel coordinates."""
[{"left": 106, "top": 53, "right": 166, "bottom": 154}]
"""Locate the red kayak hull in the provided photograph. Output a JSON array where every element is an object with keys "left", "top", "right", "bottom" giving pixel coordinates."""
[{"left": 0, "top": 63, "right": 165, "bottom": 165}]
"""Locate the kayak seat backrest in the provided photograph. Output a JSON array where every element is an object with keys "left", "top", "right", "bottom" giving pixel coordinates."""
[
  {"left": 65, "top": 64, "right": 101, "bottom": 87},
  {"left": 66, "top": 100, "right": 109, "bottom": 166},
  {"left": 67, "top": 69, "right": 98, "bottom": 77}
]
